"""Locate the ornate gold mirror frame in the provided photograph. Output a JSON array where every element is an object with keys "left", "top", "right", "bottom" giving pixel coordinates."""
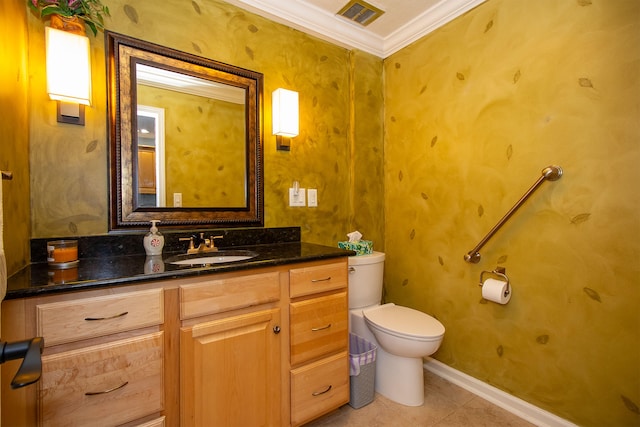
[{"left": 107, "top": 31, "right": 264, "bottom": 230}]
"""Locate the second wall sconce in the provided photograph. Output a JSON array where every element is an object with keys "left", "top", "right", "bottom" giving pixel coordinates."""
[
  {"left": 45, "top": 17, "right": 92, "bottom": 126},
  {"left": 272, "top": 88, "right": 299, "bottom": 151}
]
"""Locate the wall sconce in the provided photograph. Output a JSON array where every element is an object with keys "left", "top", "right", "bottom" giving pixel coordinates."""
[
  {"left": 272, "top": 88, "right": 299, "bottom": 151},
  {"left": 45, "top": 27, "right": 92, "bottom": 125}
]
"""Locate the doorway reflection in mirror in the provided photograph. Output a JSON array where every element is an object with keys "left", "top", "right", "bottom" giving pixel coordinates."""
[{"left": 137, "top": 106, "right": 166, "bottom": 207}]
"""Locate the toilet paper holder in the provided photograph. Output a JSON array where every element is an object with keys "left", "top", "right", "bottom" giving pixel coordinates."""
[{"left": 479, "top": 267, "right": 511, "bottom": 297}]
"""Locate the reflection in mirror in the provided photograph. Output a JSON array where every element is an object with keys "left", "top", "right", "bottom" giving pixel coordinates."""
[
  {"left": 107, "top": 31, "right": 264, "bottom": 229},
  {"left": 137, "top": 105, "right": 165, "bottom": 207},
  {"left": 135, "top": 64, "right": 247, "bottom": 208}
]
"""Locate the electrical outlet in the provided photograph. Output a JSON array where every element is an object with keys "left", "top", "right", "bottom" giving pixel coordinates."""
[
  {"left": 307, "top": 189, "right": 318, "bottom": 207},
  {"left": 289, "top": 188, "right": 306, "bottom": 207},
  {"left": 173, "top": 193, "right": 182, "bottom": 207}
]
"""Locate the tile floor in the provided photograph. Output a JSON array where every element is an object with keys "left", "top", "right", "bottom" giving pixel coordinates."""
[{"left": 305, "top": 369, "right": 536, "bottom": 427}]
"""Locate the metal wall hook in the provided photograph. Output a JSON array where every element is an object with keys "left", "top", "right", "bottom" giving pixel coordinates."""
[
  {"left": 1, "top": 171, "right": 12, "bottom": 180},
  {"left": 479, "top": 267, "right": 511, "bottom": 297}
]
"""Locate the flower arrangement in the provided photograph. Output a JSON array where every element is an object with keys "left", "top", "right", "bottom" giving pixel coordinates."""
[{"left": 28, "top": 0, "right": 110, "bottom": 36}]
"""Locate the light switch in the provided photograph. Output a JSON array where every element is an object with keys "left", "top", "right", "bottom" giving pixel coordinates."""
[
  {"left": 173, "top": 193, "right": 182, "bottom": 207},
  {"left": 307, "top": 189, "right": 317, "bottom": 207},
  {"left": 289, "top": 187, "right": 305, "bottom": 207}
]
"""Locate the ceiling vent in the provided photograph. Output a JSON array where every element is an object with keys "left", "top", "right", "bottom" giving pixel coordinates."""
[{"left": 337, "top": 0, "right": 384, "bottom": 26}]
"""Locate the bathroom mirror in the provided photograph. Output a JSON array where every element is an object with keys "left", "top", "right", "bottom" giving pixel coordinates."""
[{"left": 107, "top": 31, "right": 264, "bottom": 229}]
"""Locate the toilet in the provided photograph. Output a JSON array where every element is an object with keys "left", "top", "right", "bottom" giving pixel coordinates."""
[{"left": 348, "top": 251, "right": 445, "bottom": 406}]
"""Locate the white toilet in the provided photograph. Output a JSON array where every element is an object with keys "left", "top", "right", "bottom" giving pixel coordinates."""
[{"left": 348, "top": 251, "right": 445, "bottom": 406}]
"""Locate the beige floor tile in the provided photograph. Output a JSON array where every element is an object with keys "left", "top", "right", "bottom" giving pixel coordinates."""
[
  {"left": 304, "top": 369, "right": 535, "bottom": 427},
  {"left": 423, "top": 370, "right": 476, "bottom": 407},
  {"left": 434, "top": 397, "right": 535, "bottom": 427}
]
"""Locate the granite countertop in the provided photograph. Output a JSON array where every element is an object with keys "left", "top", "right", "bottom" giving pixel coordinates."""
[{"left": 7, "top": 242, "right": 354, "bottom": 299}]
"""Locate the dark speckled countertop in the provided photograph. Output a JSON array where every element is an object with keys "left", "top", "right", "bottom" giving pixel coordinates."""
[{"left": 7, "top": 227, "right": 355, "bottom": 299}]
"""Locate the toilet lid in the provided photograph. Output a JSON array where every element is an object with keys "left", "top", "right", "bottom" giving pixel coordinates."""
[{"left": 363, "top": 303, "right": 445, "bottom": 339}]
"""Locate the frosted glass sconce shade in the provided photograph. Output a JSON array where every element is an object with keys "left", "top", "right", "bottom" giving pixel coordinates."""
[
  {"left": 46, "top": 27, "right": 92, "bottom": 106},
  {"left": 272, "top": 88, "right": 299, "bottom": 151}
]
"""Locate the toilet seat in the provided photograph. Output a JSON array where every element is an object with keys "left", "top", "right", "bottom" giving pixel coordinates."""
[{"left": 363, "top": 303, "right": 445, "bottom": 341}]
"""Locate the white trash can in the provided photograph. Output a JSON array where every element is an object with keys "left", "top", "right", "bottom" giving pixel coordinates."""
[{"left": 348, "top": 333, "right": 377, "bottom": 409}]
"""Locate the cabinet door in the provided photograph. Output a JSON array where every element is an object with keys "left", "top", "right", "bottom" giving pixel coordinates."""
[
  {"left": 180, "top": 308, "right": 281, "bottom": 427},
  {"left": 138, "top": 146, "right": 156, "bottom": 194}
]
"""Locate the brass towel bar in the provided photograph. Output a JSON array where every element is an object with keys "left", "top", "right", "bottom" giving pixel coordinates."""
[
  {"left": 1, "top": 171, "right": 12, "bottom": 180},
  {"left": 464, "top": 165, "right": 563, "bottom": 263}
]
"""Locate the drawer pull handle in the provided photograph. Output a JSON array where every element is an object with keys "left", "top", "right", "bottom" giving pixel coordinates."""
[
  {"left": 311, "top": 323, "right": 332, "bottom": 332},
  {"left": 311, "top": 277, "right": 331, "bottom": 283},
  {"left": 84, "top": 312, "right": 129, "bottom": 321},
  {"left": 85, "top": 381, "right": 129, "bottom": 396},
  {"left": 312, "top": 385, "right": 332, "bottom": 396}
]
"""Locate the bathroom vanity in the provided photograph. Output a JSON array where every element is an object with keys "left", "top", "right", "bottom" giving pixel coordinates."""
[{"left": 1, "top": 240, "right": 351, "bottom": 427}]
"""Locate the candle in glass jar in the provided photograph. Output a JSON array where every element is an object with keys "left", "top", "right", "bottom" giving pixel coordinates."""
[
  {"left": 47, "top": 240, "right": 78, "bottom": 263},
  {"left": 52, "top": 246, "right": 77, "bottom": 262}
]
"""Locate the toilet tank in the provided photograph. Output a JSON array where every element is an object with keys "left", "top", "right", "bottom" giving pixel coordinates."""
[{"left": 348, "top": 251, "right": 385, "bottom": 309}]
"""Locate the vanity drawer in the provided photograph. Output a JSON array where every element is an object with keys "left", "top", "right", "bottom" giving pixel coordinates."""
[
  {"left": 289, "top": 261, "right": 348, "bottom": 298},
  {"left": 290, "top": 292, "right": 348, "bottom": 366},
  {"left": 37, "top": 289, "right": 164, "bottom": 347},
  {"left": 290, "top": 351, "right": 349, "bottom": 427},
  {"left": 180, "top": 271, "right": 280, "bottom": 319},
  {"left": 39, "top": 332, "right": 164, "bottom": 427},
  {"left": 134, "top": 416, "right": 165, "bottom": 427}
]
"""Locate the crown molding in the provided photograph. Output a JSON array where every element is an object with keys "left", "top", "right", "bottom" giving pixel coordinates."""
[
  {"left": 382, "top": 0, "right": 487, "bottom": 57},
  {"left": 226, "top": 0, "right": 485, "bottom": 58},
  {"left": 225, "top": 0, "right": 386, "bottom": 56}
]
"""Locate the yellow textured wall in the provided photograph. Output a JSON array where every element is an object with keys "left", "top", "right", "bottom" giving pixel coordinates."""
[
  {"left": 27, "top": 0, "right": 384, "bottom": 247},
  {"left": 352, "top": 51, "right": 385, "bottom": 249},
  {"left": 27, "top": 5, "right": 108, "bottom": 237},
  {"left": 383, "top": 1, "right": 640, "bottom": 426},
  {"left": 0, "top": 1, "right": 30, "bottom": 275}
]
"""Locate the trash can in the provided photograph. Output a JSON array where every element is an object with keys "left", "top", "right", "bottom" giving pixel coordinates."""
[{"left": 348, "top": 333, "right": 377, "bottom": 409}]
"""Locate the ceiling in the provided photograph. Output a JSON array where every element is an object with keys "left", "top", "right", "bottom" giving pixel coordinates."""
[{"left": 224, "top": 0, "right": 486, "bottom": 58}]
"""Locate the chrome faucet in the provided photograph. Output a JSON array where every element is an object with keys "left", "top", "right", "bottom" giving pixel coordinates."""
[{"left": 179, "top": 233, "right": 223, "bottom": 254}]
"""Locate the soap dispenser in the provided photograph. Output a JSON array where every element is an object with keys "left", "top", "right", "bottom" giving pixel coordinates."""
[{"left": 143, "top": 220, "right": 164, "bottom": 256}]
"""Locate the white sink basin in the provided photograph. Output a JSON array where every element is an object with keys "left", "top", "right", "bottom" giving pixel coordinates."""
[
  {"left": 167, "top": 251, "right": 258, "bottom": 266},
  {"left": 171, "top": 255, "right": 253, "bottom": 265}
]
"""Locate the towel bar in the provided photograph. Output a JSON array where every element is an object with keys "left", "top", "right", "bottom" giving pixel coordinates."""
[{"left": 464, "top": 165, "right": 563, "bottom": 263}]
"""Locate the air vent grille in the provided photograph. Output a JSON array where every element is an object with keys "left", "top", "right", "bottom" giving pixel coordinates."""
[{"left": 337, "top": 0, "right": 384, "bottom": 26}]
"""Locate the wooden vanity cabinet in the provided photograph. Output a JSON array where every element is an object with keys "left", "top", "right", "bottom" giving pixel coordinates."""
[{"left": 1, "top": 257, "right": 350, "bottom": 427}]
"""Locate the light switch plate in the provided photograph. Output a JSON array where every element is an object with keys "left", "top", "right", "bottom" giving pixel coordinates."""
[
  {"left": 173, "top": 193, "right": 182, "bottom": 207},
  {"left": 289, "top": 188, "right": 306, "bottom": 206},
  {"left": 307, "top": 189, "right": 318, "bottom": 207}
]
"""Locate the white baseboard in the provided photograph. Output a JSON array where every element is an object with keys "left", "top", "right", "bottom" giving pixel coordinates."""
[{"left": 424, "top": 358, "right": 578, "bottom": 427}]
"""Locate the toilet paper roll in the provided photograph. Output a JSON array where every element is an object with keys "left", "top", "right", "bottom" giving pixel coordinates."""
[{"left": 482, "top": 278, "right": 511, "bottom": 304}]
